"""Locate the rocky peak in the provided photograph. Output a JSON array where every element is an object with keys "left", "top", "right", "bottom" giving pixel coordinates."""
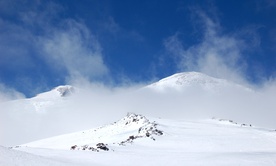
[{"left": 55, "top": 85, "right": 75, "bottom": 97}]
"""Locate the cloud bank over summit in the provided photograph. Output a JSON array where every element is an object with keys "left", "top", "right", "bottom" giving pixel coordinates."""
[
  {"left": 164, "top": 11, "right": 248, "bottom": 85},
  {"left": 0, "top": 1, "right": 276, "bottom": 147},
  {"left": 0, "top": 0, "right": 275, "bottom": 97},
  {"left": 1, "top": 72, "right": 276, "bottom": 146},
  {"left": 0, "top": 83, "right": 25, "bottom": 102},
  {"left": 0, "top": 0, "right": 273, "bottom": 97}
]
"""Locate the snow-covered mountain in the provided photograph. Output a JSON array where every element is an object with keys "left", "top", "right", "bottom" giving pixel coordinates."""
[
  {"left": 0, "top": 72, "right": 256, "bottom": 147},
  {"left": 2, "top": 85, "right": 75, "bottom": 112},
  {"left": 2, "top": 72, "right": 250, "bottom": 114},
  {"left": 19, "top": 113, "right": 163, "bottom": 151},
  {"left": 34, "top": 85, "right": 75, "bottom": 99},
  {"left": 146, "top": 72, "right": 251, "bottom": 92},
  {"left": 0, "top": 85, "right": 80, "bottom": 146},
  {"left": 28, "top": 85, "right": 76, "bottom": 112},
  {"left": 2, "top": 72, "right": 276, "bottom": 165},
  {"left": 8, "top": 113, "right": 276, "bottom": 166}
]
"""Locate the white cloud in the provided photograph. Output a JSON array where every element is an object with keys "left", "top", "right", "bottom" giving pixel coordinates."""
[
  {"left": 102, "top": 16, "right": 121, "bottom": 35},
  {"left": 164, "top": 12, "right": 247, "bottom": 84},
  {"left": 40, "top": 19, "right": 109, "bottom": 81},
  {"left": 1, "top": 2, "right": 276, "bottom": 148},
  {"left": 2, "top": 79, "right": 276, "bottom": 146},
  {"left": 0, "top": 1, "right": 109, "bottom": 95},
  {"left": 0, "top": 83, "right": 25, "bottom": 102},
  {"left": 0, "top": 18, "right": 36, "bottom": 71}
]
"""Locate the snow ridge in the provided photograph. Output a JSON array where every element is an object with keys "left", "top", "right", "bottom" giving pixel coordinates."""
[
  {"left": 35, "top": 85, "right": 75, "bottom": 99},
  {"left": 146, "top": 72, "right": 250, "bottom": 92},
  {"left": 11, "top": 114, "right": 276, "bottom": 165},
  {"left": 20, "top": 113, "right": 163, "bottom": 152},
  {"left": 70, "top": 113, "right": 163, "bottom": 151},
  {"left": 56, "top": 85, "right": 75, "bottom": 97}
]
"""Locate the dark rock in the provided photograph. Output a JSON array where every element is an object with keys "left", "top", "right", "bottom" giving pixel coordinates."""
[
  {"left": 96, "top": 143, "right": 109, "bottom": 151},
  {"left": 88, "top": 147, "right": 99, "bottom": 152},
  {"left": 70, "top": 145, "right": 77, "bottom": 150},
  {"left": 82, "top": 145, "right": 88, "bottom": 150}
]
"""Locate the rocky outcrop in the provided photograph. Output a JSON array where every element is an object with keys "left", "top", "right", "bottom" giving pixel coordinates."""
[
  {"left": 118, "top": 113, "right": 163, "bottom": 145},
  {"left": 56, "top": 86, "right": 75, "bottom": 97},
  {"left": 70, "top": 113, "right": 164, "bottom": 152},
  {"left": 70, "top": 143, "right": 109, "bottom": 152},
  {"left": 212, "top": 117, "right": 253, "bottom": 127}
]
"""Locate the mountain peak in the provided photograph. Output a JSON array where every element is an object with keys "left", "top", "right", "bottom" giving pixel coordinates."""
[
  {"left": 19, "top": 113, "right": 163, "bottom": 151},
  {"left": 117, "top": 112, "right": 150, "bottom": 126},
  {"left": 55, "top": 85, "right": 75, "bottom": 97},
  {"left": 34, "top": 85, "right": 75, "bottom": 99},
  {"left": 146, "top": 71, "right": 249, "bottom": 92}
]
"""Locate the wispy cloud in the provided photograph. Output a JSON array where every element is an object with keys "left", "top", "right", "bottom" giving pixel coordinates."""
[
  {"left": 0, "top": 83, "right": 25, "bottom": 102},
  {"left": 164, "top": 11, "right": 247, "bottom": 84},
  {"left": 1, "top": 1, "right": 276, "bottom": 148},
  {"left": 2, "top": 78, "right": 276, "bottom": 146},
  {"left": 0, "top": 1, "right": 109, "bottom": 96},
  {"left": 39, "top": 19, "right": 109, "bottom": 81},
  {"left": 102, "top": 16, "right": 121, "bottom": 35},
  {"left": 255, "top": 0, "right": 276, "bottom": 11}
]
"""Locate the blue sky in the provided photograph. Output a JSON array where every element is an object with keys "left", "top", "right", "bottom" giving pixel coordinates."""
[{"left": 0, "top": 0, "right": 276, "bottom": 97}]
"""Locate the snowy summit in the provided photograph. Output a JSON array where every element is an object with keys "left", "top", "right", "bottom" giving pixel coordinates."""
[
  {"left": 146, "top": 72, "right": 250, "bottom": 92},
  {"left": 34, "top": 85, "right": 75, "bottom": 99},
  {"left": 1, "top": 72, "right": 276, "bottom": 166}
]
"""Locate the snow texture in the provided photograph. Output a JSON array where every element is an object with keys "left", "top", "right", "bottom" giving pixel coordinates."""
[
  {"left": 9, "top": 113, "right": 276, "bottom": 166},
  {"left": 19, "top": 113, "right": 163, "bottom": 151},
  {"left": 146, "top": 72, "right": 251, "bottom": 92},
  {"left": 1, "top": 72, "right": 276, "bottom": 165}
]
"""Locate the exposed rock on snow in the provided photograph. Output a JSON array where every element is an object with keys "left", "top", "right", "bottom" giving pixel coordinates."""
[
  {"left": 21, "top": 113, "right": 163, "bottom": 152},
  {"left": 212, "top": 117, "right": 253, "bottom": 127},
  {"left": 11, "top": 115, "right": 276, "bottom": 165},
  {"left": 70, "top": 113, "right": 164, "bottom": 151},
  {"left": 35, "top": 85, "right": 76, "bottom": 99},
  {"left": 96, "top": 143, "right": 109, "bottom": 151},
  {"left": 56, "top": 86, "right": 75, "bottom": 97},
  {"left": 118, "top": 113, "right": 163, "bottom": 145},
  {"left": 70, "top": 143, "right": 109, "bottom": 152}
]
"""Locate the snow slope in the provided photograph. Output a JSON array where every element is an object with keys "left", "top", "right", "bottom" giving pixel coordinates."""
[
  {"left": 0, "top": 85, "right": 79, "bottom": 146},
  {"left": 28, "top": 85, "right": 75, "bottom": 112},
  {"left": 2, "top": 85, "right": 75, "bottom": 113},
  {"left": 0, "top": 72, "right": 265, "bottom": 147},
  {"left": 0, "top": 146, "right": 78, "bottom": 166},
  {"left": 2, "top": 72, "right": 276, "bottom": 165},
  {"left": 12, "top": 113, "right": 276, "bottom": 166},
  {"left": 146, "top": 72, "right": 251, "bottom": 92},
  {"left": 19, "top": 113, "right": 163, "bottom": 150}
]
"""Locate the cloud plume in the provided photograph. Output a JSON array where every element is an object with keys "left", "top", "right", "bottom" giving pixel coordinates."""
[
  {"left": 164, "top": 11, "right": 247, "bottom": 84},
  {"left": 0, "top": 83, "right": 25, "bottom": 102},
  {"left": 1, "top": 2, "right": 276, "bottom": 149},
  {"left": 1, "top": 77, "right": 276, "bottom": 146},
  {"left": 0, "top": 1, "right": 109, "bottom": 96},
  {"left": 40, "top": 19, "right": 109, "bottom": 81}
]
